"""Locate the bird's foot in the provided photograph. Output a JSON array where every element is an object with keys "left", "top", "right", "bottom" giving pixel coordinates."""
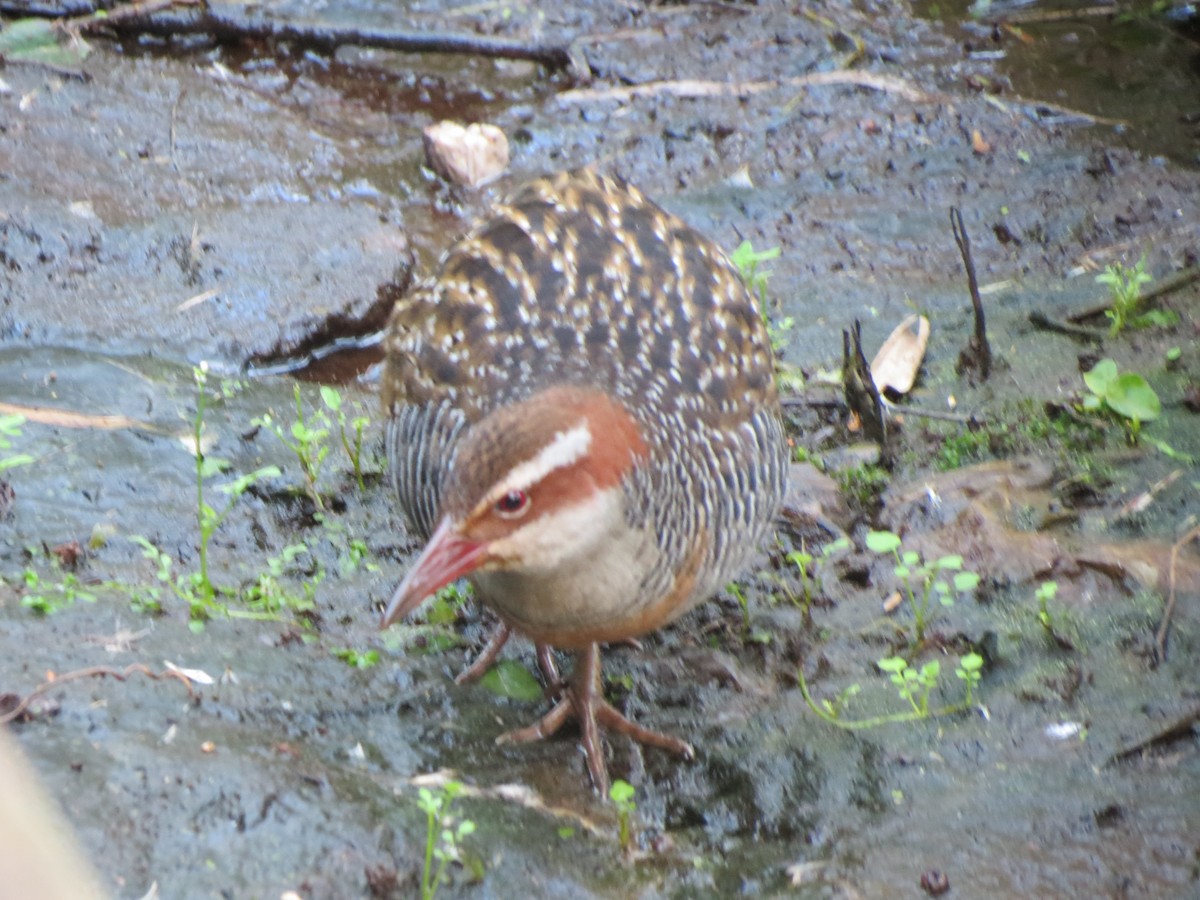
[{"left": 495, "top": 642, "right": 693, "bottom": 794}]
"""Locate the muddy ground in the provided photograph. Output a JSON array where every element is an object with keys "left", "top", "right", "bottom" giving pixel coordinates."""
[{"left": 1, "top": 1, "right": 1199, "bottom": 897}]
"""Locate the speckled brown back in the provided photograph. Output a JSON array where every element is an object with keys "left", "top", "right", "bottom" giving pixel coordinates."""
[{"left": 382, "top": 169, "right": 776, "bottom": 428}]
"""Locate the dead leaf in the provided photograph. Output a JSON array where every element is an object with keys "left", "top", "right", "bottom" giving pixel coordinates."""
[
  {"left": 423, "top": 121, "right": 509, "bottom": 187},
  {"left": 972, "top": 128, "right": 991, "bottom": 154},
  {"left": 870, "top": 314, "right": 930, "bottom": 395},
  {"left": 163, "top": 661, "right": 214, "bottom": 685},
  {"left": 50, "top": 540, "right": 82, "bottom": 569},
  {"left": 882, "top": 590, "right": 903, "bottom": 614}
]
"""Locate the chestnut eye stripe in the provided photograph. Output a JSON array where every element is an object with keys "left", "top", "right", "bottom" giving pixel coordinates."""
[{"left": 481, "top": 419, "right": 592, "bottom": 510}]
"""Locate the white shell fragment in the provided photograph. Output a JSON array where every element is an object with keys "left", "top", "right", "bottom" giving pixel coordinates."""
[{"left": 422, "top": 120, "right": 509, "bottom": 188}]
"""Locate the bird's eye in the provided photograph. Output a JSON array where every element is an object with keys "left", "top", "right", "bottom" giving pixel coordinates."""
[{"left": 494, "top": 489, "right": 530, "bottom": 518}]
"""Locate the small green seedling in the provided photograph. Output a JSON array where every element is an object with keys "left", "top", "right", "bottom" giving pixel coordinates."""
[
  {"left": 253, "top": 384, "right": 331, "bottom": 508},
  {"left": 816, "top": 682, "right": 862, "bottom": 721},
  {"left": 317, "top": 515, "right": 381, "bottom": 577},
  {"left": 128, "top": 535, "right": 175, "bottom": 614},
  {"left": 955, "top": 652, "right": 983, "bottom": 706},
  {"left": 726, "top": 581, "right": 771, "bottom": 643},
  {"left": 332, "top": 648, "right": 380, "bottom": 669},
  {"left": 1032, "top": 580, "right": 1080, "bottom": 650},
  {"left": 0, "top": 413, "right": 34, "bottom": 473},
  {"left": 1035, "top": 580, "right": 1057, "bottom": 633},
  {"left": 730, "top": 240, "right": 781, "bottom": 308},
  {"left": 320, "top": 386, "right": 372, "bottom": 491},
  {"left": 878, "top": 656, "right": 940, "bottom": 716},
  {"left": 866, "top": 530, "right": 981, "bottom": 646},
  {"left": 1095, "top": 255, "right": 1155, "bottom": 336},
  {"left": 610, "top": 779, "right": 637, "bottom": 854},
  {"left": 382, "top": 582, "right": 470, "bottom": 654},
  {"left": 416, "top": 780, "right": 476, "bottom": 900},
  {"left": 786, "top": 536, "right": 851, "bottom": 616},
  {"left": 19, "top": 565, "right": 96, "bottom": 615},
  {"left": 242, "top": 543, "right": 319, "bottom": 618},
  {"left": 188, "top": 364, "right": 283, "bottom": 619},
  {"left": 724, "top": 243, "right": 801, "bottom": 369},
  {"left": 1080, "top": 359, "right": 1161, "bottom": 441},
  {"left": 799, "top": 648, "right": 984, "bottom": 730}
]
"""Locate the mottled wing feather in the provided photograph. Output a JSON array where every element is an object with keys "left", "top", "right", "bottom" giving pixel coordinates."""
[{"left": 383, "top": 169, "right": 785, "bottom": 580}]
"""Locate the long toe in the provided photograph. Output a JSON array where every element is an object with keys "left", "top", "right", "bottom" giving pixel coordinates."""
[{"left": 455, "top": 621, "right": 512, "bottom": 685}]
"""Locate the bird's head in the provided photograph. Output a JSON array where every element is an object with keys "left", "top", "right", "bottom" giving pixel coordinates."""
[{"left": 380, "top": 385, "right": 646, "bottom": 628}]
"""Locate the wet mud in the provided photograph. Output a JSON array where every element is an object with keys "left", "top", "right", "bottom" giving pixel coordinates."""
[{"left": 1, "top": 1, "right": 1198, "bottom": 897}]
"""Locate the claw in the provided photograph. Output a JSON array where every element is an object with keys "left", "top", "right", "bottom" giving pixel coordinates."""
[{"left": 495, "top": 642, "right": 693, "bottom": 794}]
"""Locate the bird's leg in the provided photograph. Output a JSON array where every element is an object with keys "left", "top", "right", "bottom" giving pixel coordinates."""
[
  {"left": 536, "top": 643, "right": 564, "bottom": 700},
  {"left": 456, "top": 621, "right": 563, "bottom": 700},
  {"left": 454, "top": 621, "right": 512, "bottom": 685},
  {"left": 496, "top": 642, "right": 694, "bottom": 794}
]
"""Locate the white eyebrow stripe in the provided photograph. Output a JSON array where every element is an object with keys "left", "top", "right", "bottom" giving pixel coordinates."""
[{"left": 488, "top": 420, "right": 592, "bottom": 503}]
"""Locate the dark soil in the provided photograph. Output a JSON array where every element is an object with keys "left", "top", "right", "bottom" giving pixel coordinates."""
[{"left": 1, "top": 1, "right": 1198, "bottom": 898}]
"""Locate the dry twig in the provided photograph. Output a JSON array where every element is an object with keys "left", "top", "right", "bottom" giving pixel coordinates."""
[
  {"left": 0, "top": 663, "right": 198, "bottom": 725},
  {"left": 1154, "top": 524, "right": 1200, "bottom": 665},
  {"left": 951, "top": 207, "right": 992, "bottom": 380},
  {"left": 559, "top": 70, "right": 934, "bottom": 105}
]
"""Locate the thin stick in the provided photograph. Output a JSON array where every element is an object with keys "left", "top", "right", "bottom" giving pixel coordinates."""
[
  {"left": 1154, "top": 524, "right": 1200, "bottom": 665},
  {"left": 559, "top": 71, "right": 934, "bottom": 105},
  {"left": 951, "top": 207, "right": 992, "bottom": 380},
  {"left": 883, "top": 401, "right": 979, "bottom": 425},
  {"left": 10, "top": 1, "right": 589, "bottom": 79},
  {"left": 0, "top": 400, "right": 146, "bottom": 431},
  {"left": 1028, "top": 311, "right": 1105, "bottom": 340},
  {"left": 983, "top": 4, "right": 1135, "bottom": 25},
  {"left": 0, "top": 663, "right": 197, "bottom": 725}
]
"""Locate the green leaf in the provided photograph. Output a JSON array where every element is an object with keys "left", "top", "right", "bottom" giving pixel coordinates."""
[
  {"left": 1149, "top": 439, "right": 1195, "bottom": 464},
  {"left": 729, "top": 240, "right": 781, "bottom": 272},
  {"left": 217, "top": 465, "right": 282, "bottom": 495},
  {"left": 1132, "top": 310, "right": 1179, "bottom": 329},
  {"left": 609, "top": 779, "right": 636, "bottom": 806},
  {"left": 479, "top": 660, "right": 544, "bottom": 702},
  {"left": 0, "top": 453, "right": 34, "bottom": 472},
  {"left": 319, "top": 386, "right": 342, "bottom": 411},
  {"left": 1104, "top": 373, "right": 1160, "bottom": 422},
  {"left": 953, "top": 571, "right": 981, "bottom": 592},
  {"left": 332, "top": 648, "right": 380, "bottom": 669},
  {"left": 1083, "top": 359, "right": 1118, "bottom": 396},
  {"left": 865, "top": 531, "right": 901, "bottom": 554},
  {"left": 199, "top": 456, "right": 231, "bottom": 478},
  {"left": 958, "top": 652, "right": 983, "bottom": 673},
  {"left": 877, "top": 656, "right": 908, "bottom": 674}
]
